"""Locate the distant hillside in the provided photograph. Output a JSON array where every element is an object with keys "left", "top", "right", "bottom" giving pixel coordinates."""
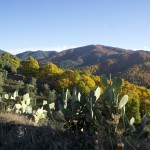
[
  {"left": 16, "top": 44, "right": 150, "bottom": 87},
  {"left": 39, "top": 44, "right": 150, "bottom": 87},
  {"left": 17, "top": 50, "right": 57, "bottom": 60},
  {"left": 0, "top": 49, "right": 6, "bottom": 54},
  {"left": 39, "top": 45, "right": 134, "bottom": 64}
]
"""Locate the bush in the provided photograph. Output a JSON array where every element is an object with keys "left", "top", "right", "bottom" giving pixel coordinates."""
[{"left": 126, "top": 98, "right": 141, "bottom": 123}]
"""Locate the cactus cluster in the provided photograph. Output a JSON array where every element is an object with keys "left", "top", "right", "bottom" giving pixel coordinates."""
[
  {"left": 33, "top": 106, "right": 47, "bottom": 124},
  {"left": 59, "top": 75, "right": 149, "bottom": 144},
  {"left": 14, "top": 93, "right": 55, "bottom": 124},
  {"left": 59, "top": 86, "right": 102, "bottom": 133},
  {"left": 59, "top": 76, "right": 129, "bottom": 131},
  {"left": 0, "top": 90, "right": 19, "bottom": 111},
  {"left": 0, "top": 87, "right": 56, "bottom": 124},
  {"left": 14, "top": 93, "right": 33, "bottom": 114},
  {"left": 0, "top": 74, "right": 149, "bottom": 144}
]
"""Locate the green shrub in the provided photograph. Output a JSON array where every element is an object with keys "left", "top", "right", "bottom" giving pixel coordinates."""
[{"left": 126, "top": 98, "right": 141, "bottom": 123}]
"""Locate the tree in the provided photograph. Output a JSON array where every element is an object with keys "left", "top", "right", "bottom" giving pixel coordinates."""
[
  {"left": 0, "top": 52, "right": 20, "bottom": 71},
  {"left": 38, "top": 62, "right": 63, "bottom": 79},
  {"left": 21, "top": 56, "right": 39, "bottom": 77},
  {"left": 75, "top": 74, "right": 96, "bottom": 93},
  {"left": 10, "top": 55, "right": 20, "bottom": 69},
  {"left": 80, "top": 75, "right": 96, "bottom": 89},
  {"left": 76, "top": 80, "right": 90, "bottom": 93},
  {"left": 57, "top": 78, "right": 71, "bottom": 89}
]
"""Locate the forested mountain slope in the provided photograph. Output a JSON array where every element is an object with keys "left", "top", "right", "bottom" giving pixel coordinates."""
[
  {"left": 17, "top": 44, "right": 150, "bottom": 87},
  {"left": 17, "top": 50, "right": 57, "bottom": 60}
]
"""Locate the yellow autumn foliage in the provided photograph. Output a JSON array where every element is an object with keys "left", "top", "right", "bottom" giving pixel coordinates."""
[{"left": 22, "top": 56, "right": 39, "bottom": 77}]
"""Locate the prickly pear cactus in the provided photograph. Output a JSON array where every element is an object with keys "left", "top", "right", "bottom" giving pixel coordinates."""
[
  {"left": 14, "top": 93, "right": 32, "bottom": 114},
  {"left": 59, "top": 86, "right": 103, "bottom": 133}
]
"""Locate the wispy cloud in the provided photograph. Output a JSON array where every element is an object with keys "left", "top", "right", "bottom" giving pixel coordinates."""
[
  {"left": 130, "top": 46, "right": 149, "bottom": 51},
  {"left": 143, "top": 46, "right": 149, "bottom": 50},
  {"left": 7, "top": 45, "right": 79, "bottom": 54}
]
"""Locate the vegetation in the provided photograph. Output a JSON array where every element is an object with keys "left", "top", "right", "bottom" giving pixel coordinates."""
[
  {"left": 0, "top": 52, "right": 150, "bottom": 149},
  {"left": 21, "top": 44, "right": 149, "bottom": 87}
]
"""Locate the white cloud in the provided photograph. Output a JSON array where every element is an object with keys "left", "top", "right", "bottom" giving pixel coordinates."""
[
  {"left": 7, "top": 45, "right": 79, "bottom": 54},
  {"left": 143, "top": 46, "right": 149, "bottom": 50},
  {"left": 131, "top": 46, "right": 149, "bottom": 51}
]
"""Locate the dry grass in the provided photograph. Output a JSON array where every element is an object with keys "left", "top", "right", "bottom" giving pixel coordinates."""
[
  {"left": 0, "top": 112, "right": 150, "bottom": 150},
  {"left": 0, "top": 112, "right": 33, "bottom": 125},
  {"left": 0, "top": 112, "right": 97, "bottom": 150}
]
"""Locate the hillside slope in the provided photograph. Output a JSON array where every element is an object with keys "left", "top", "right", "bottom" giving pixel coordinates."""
[
  {"left": 0, "top": 49, "right": 6, "bottom": 54},
  {"left": 17, "top": 44, "right": 150, "bottom": 87},
  {"left": 40, "top": 45, "right": 133, "bottom": 64},
  {"left": 17, "top": 50, "right": 57, "bottom": 60}
]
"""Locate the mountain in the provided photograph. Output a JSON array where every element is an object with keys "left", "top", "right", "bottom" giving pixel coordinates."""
[
  {"left": 38, "top": 44, "right": 135, "bottom": 68},
  {"left": 17, "top": 44, "right": 150, "bottom": 87},
  {"left": 17, "top": 50, "right": 57, "bottom": 60},
  {"left": 0, "top": 49, "right": 6, "bottom": 54}
]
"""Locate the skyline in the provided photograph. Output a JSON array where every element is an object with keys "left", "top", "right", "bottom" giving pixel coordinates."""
[{"left": 0, "top": 0, "right": 150, "bottom": 54}]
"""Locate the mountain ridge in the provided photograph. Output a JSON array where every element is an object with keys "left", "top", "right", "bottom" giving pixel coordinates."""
[
  {"left": 17, "top": 50, "right": 57, "bottom": 60},
  {"left": 12, "top": 44, "right": 150, "bottom": 87},
  {"left": 16, "top": 44, "right": 149, "bottom": 60}
]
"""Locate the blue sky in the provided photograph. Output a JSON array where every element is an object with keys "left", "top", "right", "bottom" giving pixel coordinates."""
[{"left": 0, "top": 0, "right": 150, "bottom": 54}]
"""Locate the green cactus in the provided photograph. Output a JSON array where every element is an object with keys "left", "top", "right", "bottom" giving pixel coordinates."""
[
  {"left": 43, "top": 100, "right": 55, "bottom": 110},
  {"left": 61, "top": 89, "right": 69, "bottom": 109},
  {"left": 129, "top": 117, "right": 135, "bottom": 126},
  {"left": 59, "top": 86, "right": 102, "bottom": 133},
  {"left": 64, "top": 89, "right": 68, "bottom": 108},
  {"left": 100, "top": 75, "right": 132, "bottom": 148},
  {"left": 12, "top": 90, "right": 19, "bottom": 100},
  {"left": 49, "top": 102, "right": 55, "bottom": 109},
  {"left": 133, "top": 114, "right": 150, "bottom": 139},
  {"left": 118, "top": 95, "right": 128, "bottom": 109},
  {"left": 0, "top": 90, "right": 20, "bottom": 111},
  {"left": 4, "top": 93, "right": 9, "bottom": 99},
  {"left": 33, "top": 106, "right": 47, "bottom": 124},
  {"left": 101, "top": 74, "right": 108, "bottom": 88},
  {"left": 94, "top": 87, "right": 101, "bottom": 101},
  {"left": 14, "top": 93, "right": 33, "bottom": 114}
]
